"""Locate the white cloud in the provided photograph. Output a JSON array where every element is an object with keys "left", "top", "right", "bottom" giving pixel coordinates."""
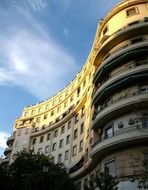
[
  {"left": 0, "top": 3, "right": 78, "bottom": 99},
  {"left": 0, "top": 30, "right": 78, "bottom": 99},
  {"left": 0, "top": 132, "right": 10, "bottom": 156},
  {"left": 27, "top": 0, "right": 48, "bottom": 11}
]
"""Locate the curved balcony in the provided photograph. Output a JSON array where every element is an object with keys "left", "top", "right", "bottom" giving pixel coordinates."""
[
  {"left": 93, "top": 41, "right": 148, "bottom": 84},
  {"left": 94, "top": 19, "right": 148, "bottom": 66},
  {"left": 93, "top": 72, "right": 148, "bottom": 106},
  {"left": 4, "top": 147, "right": 12, "bottom": 156},
  {"left": 92, "top": 90, "right": 148, "bottom": 130},
  {"left": 69, "top": 159, "right": 94, "bottom": 180},
  {"left": 93, "top": 64, "right": 148, "bottom": 105},
  {"left": 6, "top": 135, "right": 15, "bottom": 146},
  {"left": 91, "top": 124, "right": 148, "bottom": 159}
]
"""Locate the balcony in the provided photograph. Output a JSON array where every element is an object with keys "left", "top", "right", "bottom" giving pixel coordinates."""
[
  {"left": 93, "top": 41, "right": 148, "bottom": 84},
  {"left": 94, "top": 19, "right": 148, "bottom": 66},
  {"left": 93, "top": 72, "right": 148, "bottom": 106},
  {"left": 4, "top": 147, "right": 12, "bottom": 156},
  {"left": 6, "top": 135, "right": 15, "bottom": 146},
  {"left": 92, "top": 90, "right": 148, "bottom": 130},
  {"left": 91, "top": 123, "right": 148, "bottom": 159},
  {"left": 93, "top": 63, "right": 148, "bottom": 104}
]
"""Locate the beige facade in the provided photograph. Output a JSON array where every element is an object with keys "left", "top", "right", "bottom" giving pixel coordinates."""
[{"left": 4, "top": 0, "right": 148, "bottom": 189}]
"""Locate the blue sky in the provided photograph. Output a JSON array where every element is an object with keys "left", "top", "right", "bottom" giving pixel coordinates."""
[{"left": 0, "top": 0, "right": 120, "bottom": 156}]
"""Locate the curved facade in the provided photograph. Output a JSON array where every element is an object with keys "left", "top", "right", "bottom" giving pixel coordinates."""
[{"left": 4, "top": 0, "right": 148, "bottom": 189}]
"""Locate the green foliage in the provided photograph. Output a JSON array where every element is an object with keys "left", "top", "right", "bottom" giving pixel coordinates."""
[
  {"left": 0, "top": 150, "right": 76, "bottom": 190},
  {"left": 84, "top": 172, "right": 118, "bottom": 190}
]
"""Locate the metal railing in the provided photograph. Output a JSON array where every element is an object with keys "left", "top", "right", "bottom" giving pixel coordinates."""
[
  {"left": 93, "top": 90, "right": 148, "bottom": 120},
  {"left": 92, "top": 122, "right": 146, "bottom": 147}
]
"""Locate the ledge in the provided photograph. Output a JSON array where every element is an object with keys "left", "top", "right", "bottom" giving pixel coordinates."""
[{"left": 91, "top": 124, "right": 148, "bottom": 159}]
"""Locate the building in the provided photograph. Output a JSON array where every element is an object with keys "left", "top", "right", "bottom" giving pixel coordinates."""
[{"left": 4, "top": 0, "right": 148, "bottom": 189}]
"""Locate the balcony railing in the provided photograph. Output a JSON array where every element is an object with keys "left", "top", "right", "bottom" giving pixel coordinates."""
[
  {"left": 93, "top": 123, "right": 143, "bottom": 147},
  {"left": 91, "top": 123, "right": 148, "bottom": 158},
  {"left": 92, "top": 90, "right": 148, "bottom": 129},
  {"left": 100, "top": 90, "right": 148, "bottom": 111},
  {"left": 93, "top": 59, "right": 148, "bottom": 95},
  {"left": 94, "top": 19, "right": 148, "bottom": 66}
]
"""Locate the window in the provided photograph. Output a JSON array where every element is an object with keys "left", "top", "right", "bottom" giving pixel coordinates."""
[
  {"left": 58, "top": 154, "right": 62, "bottom": 163},
  {"left": 31, "top": 110, "right": 35, "bottom": 115},
  {"left": 52, "top": 143, "right": 56, "bottom": 151},
  {"left": 47, "top": 133, "right": 51, "bottom": 140},
  {"left": 32, "top": 138, "right": 36, "bottom": 145},
  {"left": 144, "top": 153, "right": 148, "bottom": 172},
  {"left": 45, "top": 146, "right": 49, "bottom": 153},
  {"left": 17, "top": 129, "right": 22, "bottom": 136},
  {"left": 79, "top": 140, "right": 83, "bottom": 152},
  {"left": 65, "top": 90, "right": 69, "bottom": 97},
  {"left": 64, "top": 101, "right": 68, "bottom": 108},
  {"left": 67, "top": 121, "right": 71, "bottom": 129},
  {"left": 38, "top": 148, "right": 42, "bottom": 154},
  {"left": 46, "top": 104, "right": 50, "bottom": 109},
  {"left": 104, "top": 125, "right": 113, "bottom": 139},
  {"left": 40, "top": 136, "right": 44, "bottom": 143},
  {"left": 75, "top": 114, "right": 79, "bottom": 123},
  {"left": 77, "top": 87, "right": 80, "bottom": 97},
  {"left": 61, "top": 126, "right": 65, "bottom": 134},
  {"left": 54, "top": 130, "right": 58, "bottom": 137},
  {"left": 80, "top": 123, "right": 84, "bottom": 134},
  {"left": 38, "top": 107, "right": 42, "bottom": 113},
  {"left": 83, "top": 80, "right": 86, "bottom": 88},
  {"left": 51, "top": 110, "right": 54, "bottom": 116},
  {"left": 81, "top": 106, "right": 85, "bottom": 117},
  {"left": 103, "top": 25, "right": 108, "bottom": 35},
  {"left": 59, "top": 139, "right": 64, "bottom": 148},
  {"left": 66, "top": 135, "right": 70, "bottom": 144},
  {"left": 74, "top": 129, "right": 78, "bottom": 140},
  {"left": 59, "top": 96, "right": 62, "bottom": 102},
  {"left": 42, "top": 125, "right": 46, "bottom": 130},
  {"left": 140, "top": 85, "right": 148, "bottom": 93},
  {"left": 71, "top": 85, "right": 74, "bottom": 91},
  {"left": 126, "top": 7, "right": 138, "bottom": 17},
  {"left": 70, "top": 95, "right": 74, "bottom": 102},
  {"left": 128, "top": 118, "right": 135, "bottom": 125},
  {"left": 44, "top": 114, "right": 48, "bottom": 120},
  {"left": 24, "top": 112, "right": 28, "bottom": 117},
  {"left": 57, "top": 106, "right": 61, "bottom": 113},
  {"left": 73, "top": 145, "right": 77, "bottom": 156},
  {"left": 36, "top": 117, "right": 41, "bottom": 123},
  {"left": 52, "top": 100, "right": 56, "bottom": 106},
  {"left": 118, "top": 122, "right": 124, "bottom": 129},
  {"left": 105, "top": 160, "right": 116, "bottom": 177},
  {"left": 25, "top": 128, "right": 29, "bottom": 134},
  {"left": 35, "top": 127, "right": 39, "bottom": 132},
  {"left": 65, "top": 150, "right": 69, "bottom": 160}
]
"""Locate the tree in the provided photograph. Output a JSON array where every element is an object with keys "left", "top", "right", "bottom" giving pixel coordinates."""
[
  {"left": 0, "top": 150, "right": 76, "bottom": 190},
  {"left": 84, "top": 172, "right": 118, "bottom": 190},
  {"left": 0, "top": 162, "right": 10, "bottom": 189}
]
